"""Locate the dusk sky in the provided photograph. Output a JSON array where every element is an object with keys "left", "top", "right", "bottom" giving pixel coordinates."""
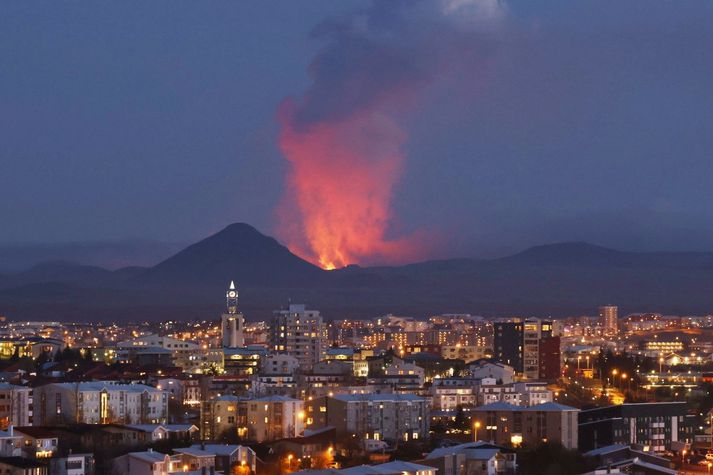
[{"left": 3, "top": 0, "right": 713, "bottom": 266}]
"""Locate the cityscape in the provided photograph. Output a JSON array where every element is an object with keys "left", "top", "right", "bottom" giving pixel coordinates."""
[
  {"left": 4, "top": 1, "right": 713, "bottom": 474},
  {"left": 0, "top": 289, "right": 708, "bottom": 474}
]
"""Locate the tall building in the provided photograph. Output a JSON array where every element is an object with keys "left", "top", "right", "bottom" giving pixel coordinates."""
[
  {"left": 269, "top": 304, "right": 325, "bottom": 369},
  {"left": 221, "top": 281, "right": 244, "bottom": 348},
  {"left": 495, "top": 319, "right": 558, "bottom": 379},
  {"left": 598, "top": 305, "right": 618, "bottom": 335},
  {"left": 494, "top": 321, "right": 523, "bottom": 373}
]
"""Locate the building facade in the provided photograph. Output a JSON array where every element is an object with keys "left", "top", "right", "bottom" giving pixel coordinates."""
[
  {"left": 34, "top": 382, "right": 168, "bottom": 425},
  {"left": 578, "top": 402, "right": 694, "bottom": 453},
  {"left": 269, "top": 304, "right": 326, "bottom": 370},
  {"left": 221, "top": 281, "right": 245, "bottom": 348}
]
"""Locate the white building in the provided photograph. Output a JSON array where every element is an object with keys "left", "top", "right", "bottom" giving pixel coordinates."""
[
  {"left": 260, "top": 354, "right": 300, "bottom": 375},
  {"left": 468, "top": 360, "right": 515, "bottom": 384},
  {"left": 0, "top": 383, "right": 31, "bottom": 428},
  {"left": 326, "top": 393, "right": 429, "bottom": 442},
  {"left": 34, "top": 382, "right": 168, "bottom": 425},
  {"left": 269, "top": 304, "right": 326, "bottom": 369},
  {"left": 246, "top": 395, "right": 305, "bottom": 442}
]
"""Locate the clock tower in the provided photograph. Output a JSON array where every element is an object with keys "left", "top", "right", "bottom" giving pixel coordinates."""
[{"left": 221, "top": 281, "right": 244, "bottom": 348}]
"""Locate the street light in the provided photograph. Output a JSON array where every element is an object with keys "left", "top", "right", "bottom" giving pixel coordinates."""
[{"left": 473, "top": 421, "right": 481, "bottom": 442}]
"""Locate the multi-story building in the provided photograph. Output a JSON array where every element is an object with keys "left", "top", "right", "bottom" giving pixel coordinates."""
[
  {"left": 269, "top": 304, "right": 326, "bottom": 369},
  {"left": 200, "top": 395, "right": 245, "bottom": 441},
  {"left": 599, "top": 305, "right": 618, "bottom": 335},
  {"left": 472, "top": 402, "right": 579, "bottom": 449},
  {"left": 245, "top": 395, "right": 305, "bottom": 442},
  {"left": 221, "top": 281, "right": 245, "bottom": 348},
  {"left": 34, "top": 382, "right": 168, "bottom": 425},
  {"left": 319, "top": 393, "right": 429, "bottom": 442},
  {"left": 494, "top": 322, "right": 523, "bottom": 373},
  {"left": 578, "top": 402, "right": 694, "bottom": 453},
  {"left": 0, "top": 383, "right": 31, "bottom": 429},
  {"left": 494, "top": 319, "right": 557, "bottom": 379},
  {"left": 115, "top": 334, "right": 223, "bottom": 374},
  {"left": 441, "top": 345, "right": 488, "bottom": 363},
  {"left": 223, "top": 345, "right": 268, "bottom": 376},
  {"left": 468, "top": 360, "right": 515, "bottom": 384},
  {"left": 538, "top": 336, "right": 561, "bottom": 380}
]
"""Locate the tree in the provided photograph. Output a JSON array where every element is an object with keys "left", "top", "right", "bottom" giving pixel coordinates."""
[{"left": 517, "top": 442, "right": 597, "bottom": 475}]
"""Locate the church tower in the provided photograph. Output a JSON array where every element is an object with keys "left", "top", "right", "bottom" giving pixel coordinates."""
[{"left": 221, "top": 281, "right": 244, "bottom": 348}]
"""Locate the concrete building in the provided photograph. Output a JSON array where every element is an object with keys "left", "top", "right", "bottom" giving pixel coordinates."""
[
  {"left": 493, "top": 322, "right": 523, "bottom": 373},
  {"left": 33, "top": 382, "right": 168, "bottom": 425},
  {"left": 0, "top": 384, "right": 31, "bottom": 429},
  {"left": 579, "top": 402, "right": 694, "bottom": 453},
  {"left": 441, "top": 345, "right": 488, "bottom": 363},
  {"left": 269, "top": 304, "right": 326, "bottom": 369},
  {"left": 424, "top": 441, "right": 518, "bottom": 475},
  {"left": 200, "top": 395, "right": 244, "bottom": 441},
  {"left": 468, "top": 360, "right": 515, "bottom": 384},
  {"left": 321, "top": 393, "right": 428, "bottom": 442},
  {"left": 472, "top": 402, "right": 579, "bottom": 449},
  {"left": 599, "top": 305, "right": 618, "bottom": 335},
  {"left": 246, "top": 395, "right": 305, "bottom": 442},
  {"left": 221, "top": 281, "right": 245, "bottom": 348}
]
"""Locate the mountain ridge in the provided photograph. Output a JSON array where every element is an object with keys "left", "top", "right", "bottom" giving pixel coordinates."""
[{"left": 2, "top": 223, "right": 713, "bottom": 320}]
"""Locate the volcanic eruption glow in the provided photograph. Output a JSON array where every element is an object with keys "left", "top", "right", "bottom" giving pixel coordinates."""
[
  {"left": 275, "top": 0, "right": 505, "bottom": 269},
  {"left": 278, "top": 102, "right": 420, "bottom": 269}
]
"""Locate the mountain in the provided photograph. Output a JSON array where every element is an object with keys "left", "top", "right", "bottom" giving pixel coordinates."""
[
  {"left": 136, "top": 223, "right": 325, "bottom": 287},
  {"left": 3, "top": 224, "right": 713, "bottom": 321}
]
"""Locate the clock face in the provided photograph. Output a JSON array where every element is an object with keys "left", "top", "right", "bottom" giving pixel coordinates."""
[{"left": 228, "top": 291, "right": 237, "bottom": 298}]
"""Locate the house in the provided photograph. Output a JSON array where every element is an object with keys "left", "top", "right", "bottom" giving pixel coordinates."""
[{"left": 423, "top": 442, "right": 517, "bottom": 475}]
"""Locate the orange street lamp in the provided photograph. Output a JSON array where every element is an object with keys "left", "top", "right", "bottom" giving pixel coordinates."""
[{"left": 473, "top": 421, "right": 481, "bottom": 441}]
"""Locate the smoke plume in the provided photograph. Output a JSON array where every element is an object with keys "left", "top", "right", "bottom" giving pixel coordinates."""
[{"left": 277, "top": 0, "right": 505, "bottom": 269}]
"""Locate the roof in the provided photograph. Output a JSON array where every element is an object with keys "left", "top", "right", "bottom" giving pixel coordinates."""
[
  {"left": 253, "top": 395, "right": 302, "bottom": 403},
  {"left": 584, "top": 444, "right": 630, "bottom": 457},
  {"left": 609, "top": 458, "right": 678, "bottom": 475},
  {"left": 43, "top": 382, "right": 163, "bottom": 393},
  {"left": 188, "top": 444, "right": 250, "bottom": 456},
  {"left": 522, "top": 402, "right": 579, "bottom": 412},
  {"left": 128, "top": 451, "right": 170, "bottom": 463},
  {"left": 125, "top": 424, "right": 197, "bottom": 433},
  {"left": 172, "top": 447, "right": 215, "bottom": 458},
  {"left": 473, "top": 401, "right": 520, "bottom": 411},
  {"left": 427, "top": 441, "right": 513, "bottom": 459},
  {"left": 332, "top": 393, "right": 424, "bottom": 403}
]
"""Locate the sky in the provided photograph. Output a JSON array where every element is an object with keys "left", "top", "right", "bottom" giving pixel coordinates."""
[{"left": 2, "top": 0, "right": 713, "bottom": 267}]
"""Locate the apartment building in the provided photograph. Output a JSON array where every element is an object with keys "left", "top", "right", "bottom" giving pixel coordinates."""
[{"left": 34, "top": 382, "right": 168, "bottom": 425}]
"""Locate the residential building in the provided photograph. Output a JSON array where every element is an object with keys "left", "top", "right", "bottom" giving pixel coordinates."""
[
  {"left": 33, "top": 382, "right": 168, "bottom": 425},
  {"left": 0, "top": 384, "right": 31, "bottom": 429},
  {"left": 320, "top": 393, "right": 428, "bottom": 442},
  {"left": 493, "top": 322, "right": 522, "bottom": 373},
  {"left": 472, "top": 402, "right": 579, "bottom": 449},
  {"left": 578, "top": 402, "right": 694, "bottom": 453},
  {"left": 246, "top": 395, "right": 305, "bottom": 442},
  {"left": 269, "top": 304, "right": 326, "bottom": 370},
  {"left": 599, "top": 306, "right": 618, "bottom": 335},
  {"left": 468, "top": 360, "right": 515, "bottom": 384}
]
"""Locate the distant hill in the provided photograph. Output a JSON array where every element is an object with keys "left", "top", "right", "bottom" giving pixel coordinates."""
[
  {"left": 2, "top": 224, "right": 713, "bottom": 321},
  {"left": 136, "top": 223, "right": 325, "bottom": 287}
]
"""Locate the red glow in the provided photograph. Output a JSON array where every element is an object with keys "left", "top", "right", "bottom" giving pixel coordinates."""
[{"left": 277, "top": 101, "right": 424, "bottom": 270}]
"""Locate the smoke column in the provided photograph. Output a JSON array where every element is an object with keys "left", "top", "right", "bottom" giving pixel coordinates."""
[{"left": 277, "top": 0, "right": 505, "bottom": 269}]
